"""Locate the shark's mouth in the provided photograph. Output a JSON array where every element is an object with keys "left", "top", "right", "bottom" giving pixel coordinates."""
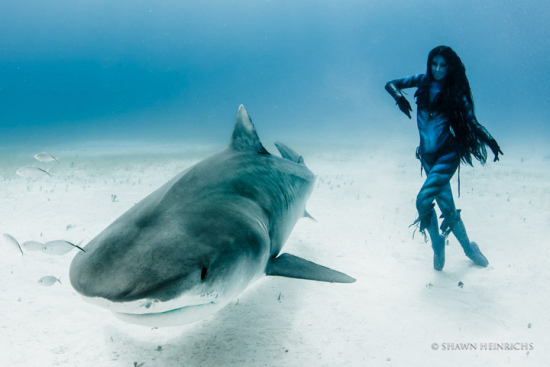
[
  {"left": 113, "top": 301, "right": 224, "bottom": 327},
  {"left": 79, "top": 292, "right": 227, "bottom": 327}
]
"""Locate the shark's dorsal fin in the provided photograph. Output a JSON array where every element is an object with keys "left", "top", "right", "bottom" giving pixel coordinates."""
[
  {"left": 266, "top": 253, "right": 356, "bottom": 283},
  {"left": 230, "top": 105, "right": 269, "bottom": 154},
  {"left": 274, "top": 142, "right": 305, "bottom": 164}
]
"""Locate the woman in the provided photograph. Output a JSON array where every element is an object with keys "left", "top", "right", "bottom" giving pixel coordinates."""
[{"left": 385, "top": 45, "right": 502, "bottom": 271}]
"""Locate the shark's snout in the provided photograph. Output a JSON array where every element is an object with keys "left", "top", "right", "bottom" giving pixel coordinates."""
[
  {"left": 69, "top": 239, "right": 202, "bottom": 304},
  {"left": 70, "top": 245, "right": 234, "bottom": 327},
  {"left": 70, "top": 255, "right": 140, "bottom": 302},
  {"left": 71, "top": 257, "right": 208, "bottom": 318}
]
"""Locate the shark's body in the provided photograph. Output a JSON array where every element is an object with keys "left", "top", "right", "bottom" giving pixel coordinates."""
[{"left": 69, "top": 105, "right": 355, "bottom": 327}]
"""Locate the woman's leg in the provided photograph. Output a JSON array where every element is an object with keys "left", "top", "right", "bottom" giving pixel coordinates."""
[
  {"left": 415, "top": 151, "right": 459, "bottom": 231},
  {"left": 415, "top": 151, "right": 458, "bottom": 270},
  {"left": 438, "top": 208, "right": 489, "bottom": 267},
  {"left": 432, "top": 162, "right": 489, "bottom": 268}
]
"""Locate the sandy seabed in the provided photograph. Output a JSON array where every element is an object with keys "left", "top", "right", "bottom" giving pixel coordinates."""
[{"left": 1, "top": 138, "right": 549, "bottom": 367}]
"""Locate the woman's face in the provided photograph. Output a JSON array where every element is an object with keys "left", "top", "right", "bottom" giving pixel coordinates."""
[{"left": 431, "top": 54, "right": 448, "bottom": 81}]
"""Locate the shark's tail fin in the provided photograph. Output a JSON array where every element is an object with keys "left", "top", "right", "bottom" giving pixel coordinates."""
[{"left": 274, "top": 142, "right": 305, "bottom": 165}]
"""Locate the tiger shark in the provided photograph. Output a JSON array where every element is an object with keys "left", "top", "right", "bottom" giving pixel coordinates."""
[{"left": 69, "top": 105, "right": 355, "bottom": 327}]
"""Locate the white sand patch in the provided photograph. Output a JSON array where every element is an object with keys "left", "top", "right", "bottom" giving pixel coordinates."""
[{"left": 0, "top": 141, "right": 548, "bottom": 366}]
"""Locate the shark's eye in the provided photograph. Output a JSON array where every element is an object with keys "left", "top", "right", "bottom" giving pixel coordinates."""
[{"left": 201, "top": 267, "right": 208, "bottom": 280}]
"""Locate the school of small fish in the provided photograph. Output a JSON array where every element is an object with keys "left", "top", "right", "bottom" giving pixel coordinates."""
[
  {"left": 2, "top": 233, "right": 84, "bottom": 290},
  {"left": 16, "top": 151, "right": 58, "bottom": 178},
  {"left": 3, "top": 235, "right": 85, "bottom": 256},
  {"left": 7, "top": 152, "right": 87, "bottom": 297}
]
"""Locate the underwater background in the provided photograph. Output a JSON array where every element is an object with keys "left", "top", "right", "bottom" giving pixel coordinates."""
[
  {"left": 1, "top": 3, "right": 550, "bottom": 366},
  {"left": 0, "top": 0, "right": 548, "bottom": 151}
]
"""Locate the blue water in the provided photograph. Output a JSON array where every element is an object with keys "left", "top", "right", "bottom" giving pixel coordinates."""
[{"left": 1, "top": 0, "right": 548, "bottom": 150}]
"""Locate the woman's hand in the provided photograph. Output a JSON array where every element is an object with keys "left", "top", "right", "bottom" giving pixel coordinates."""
[
  {"left": 487, "top": 139, "right": 503, "bottom": 162},
  {"left": 396, "top": 96, "right": 412, "bottom": 119}
]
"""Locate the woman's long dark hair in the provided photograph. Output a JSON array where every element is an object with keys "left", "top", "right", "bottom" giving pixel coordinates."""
[{"left": 416, "top": 45, "right": 488, "bottom": 165}]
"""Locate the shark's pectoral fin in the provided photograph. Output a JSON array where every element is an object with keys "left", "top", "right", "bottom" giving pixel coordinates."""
[{"left": 266, "top": 253, "right": 356, "bottom": 283}]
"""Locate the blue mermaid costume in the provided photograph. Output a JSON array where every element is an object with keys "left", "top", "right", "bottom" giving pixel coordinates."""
[{"left": 386, "top": 74, "right": 494, "bottom": 270}]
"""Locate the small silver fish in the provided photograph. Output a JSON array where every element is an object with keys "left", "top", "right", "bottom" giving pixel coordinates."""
[
  {"left": 16, "top": 166, "right": 51, "bottom": 178},
  {"left": 42, "top": 240, "right": 85, "bottom": 255},
  {"left": 22, "top": 240, "right": 44, "bottom": 252},
  {"left": 34, "top": 152, "right": 59, "bottom": 164},
  {"left": 2, "top": 233, "right": 24, "bottom": 256},
  {"left": 38, "top": 276, "right": 62, "bottom": 286}
]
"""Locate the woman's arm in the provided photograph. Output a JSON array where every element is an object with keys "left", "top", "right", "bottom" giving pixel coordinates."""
[
  {"left": 385, "top": 74, "right": 425, "bottom": 101},
  {"left": 385, "top": 74, "right": 425, "bottom": 119}
]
